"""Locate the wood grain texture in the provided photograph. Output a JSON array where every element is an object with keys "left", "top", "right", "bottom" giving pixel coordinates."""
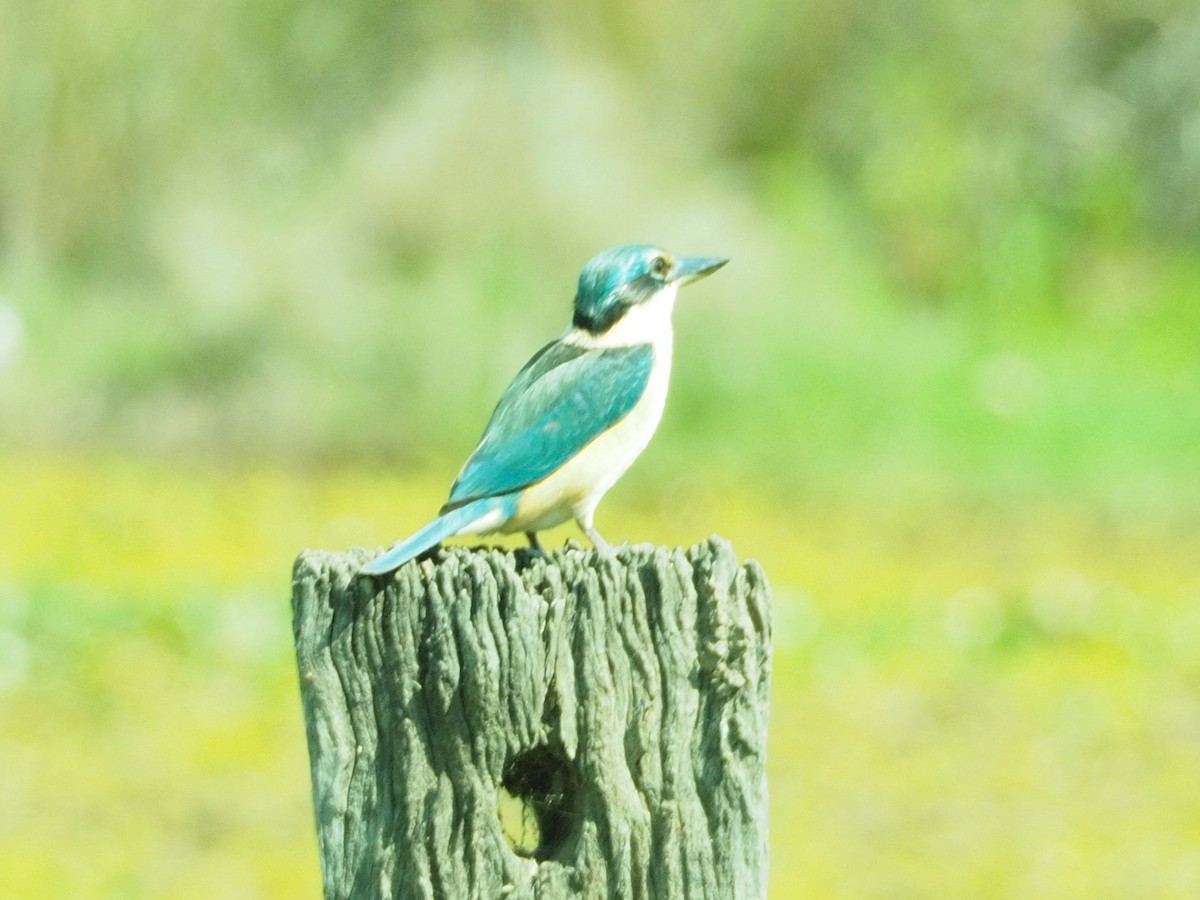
[{"left": 292, "top": 537, "right": 771, "bottom": 900}]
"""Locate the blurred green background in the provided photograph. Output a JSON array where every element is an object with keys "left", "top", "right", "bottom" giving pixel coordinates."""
[{"left": 3, "top": 1, "right": 1200, "bottom": 896}]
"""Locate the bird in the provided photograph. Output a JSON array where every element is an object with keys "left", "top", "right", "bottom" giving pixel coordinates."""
[{"left": 359, "top": 243, "right": 727, "bottom": 576}]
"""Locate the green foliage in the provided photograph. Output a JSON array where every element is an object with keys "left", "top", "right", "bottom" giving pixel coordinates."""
[{"left": 2, "top": 1, "right": 1199, "bottom": 503}]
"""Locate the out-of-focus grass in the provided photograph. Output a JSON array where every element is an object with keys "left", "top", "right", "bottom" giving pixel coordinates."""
[{"left": 2, "top": 454, "right": 1199, "bottom": 897}]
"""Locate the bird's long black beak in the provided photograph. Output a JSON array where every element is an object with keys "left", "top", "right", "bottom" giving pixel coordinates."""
[{"left": 671, "top": 256, "right": 729, "bottom": 285}]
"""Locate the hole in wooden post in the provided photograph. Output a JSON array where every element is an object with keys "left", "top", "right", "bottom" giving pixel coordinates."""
[{"left": 497, "top": 744, "right": 579, "bottom": 861}]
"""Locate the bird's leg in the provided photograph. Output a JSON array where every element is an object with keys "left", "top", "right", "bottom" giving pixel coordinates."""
[
  {"left": 576, "top": 515, "right": 613, "bottom": 555},
  {"left": 525, "top": 531, "right": 546, "bottom": 556}
]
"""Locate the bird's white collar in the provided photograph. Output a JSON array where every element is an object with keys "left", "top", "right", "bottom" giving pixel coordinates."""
[{"left": 563, "top": 283, "right": 679, "bottom": 350}]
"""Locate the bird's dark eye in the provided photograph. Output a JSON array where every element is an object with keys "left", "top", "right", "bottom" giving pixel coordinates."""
[{"left": 650, "top": 256, "right": 669, "bottom": 278}]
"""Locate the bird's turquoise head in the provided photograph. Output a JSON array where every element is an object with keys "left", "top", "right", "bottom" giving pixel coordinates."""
[{"left": 572, "top": 244, "right": 728, "bottom": 334}]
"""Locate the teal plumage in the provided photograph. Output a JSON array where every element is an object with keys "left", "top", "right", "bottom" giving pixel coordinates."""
[{"left": 444, "top": 342, "right": 654, "bottom": 511}]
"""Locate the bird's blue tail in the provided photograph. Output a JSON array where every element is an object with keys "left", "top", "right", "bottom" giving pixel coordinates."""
[{"left": 359, "top": 495, "right": 512, "bottom": 576}]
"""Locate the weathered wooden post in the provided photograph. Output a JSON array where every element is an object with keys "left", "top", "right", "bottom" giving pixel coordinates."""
[{"left": 291, "top": 537, "right": 771, "bottom": 899}]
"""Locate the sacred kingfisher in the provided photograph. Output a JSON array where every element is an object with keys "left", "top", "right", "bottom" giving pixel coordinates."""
[{"left": 360, "top": 244, "right": 727, "bottom": 575}]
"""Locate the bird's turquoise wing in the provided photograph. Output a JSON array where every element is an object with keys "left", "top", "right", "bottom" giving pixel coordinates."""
[{"left": 442, "top": 341, "right": 655, "bottom": 510}]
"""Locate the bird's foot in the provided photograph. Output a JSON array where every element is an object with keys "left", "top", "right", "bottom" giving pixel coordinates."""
[{"left": 580, "top": 524, "right": 614, "bottom": 556}]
